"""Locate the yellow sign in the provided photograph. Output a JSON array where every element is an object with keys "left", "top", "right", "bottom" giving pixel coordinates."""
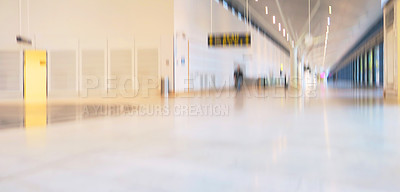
[{"left": 208, "top": 33, "right": 251, "bottom": 47}]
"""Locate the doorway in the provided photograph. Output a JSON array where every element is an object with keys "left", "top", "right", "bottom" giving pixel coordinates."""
[
  {"left": 24, "top": 50, "right": 47, "bottom": 128},
  {"left": 24, "top": 50, "right": 47, "bottom": 102}
]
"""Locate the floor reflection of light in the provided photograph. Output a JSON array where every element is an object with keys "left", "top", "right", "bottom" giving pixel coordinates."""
[
  {"left": 322, "top": 100, "right": 331, "bottom": 158},
  {"left": 272, "top": 145, "right": 277, "bottom": 163},
  {"left": 253, "top": 175, "right": 259, "bottom": 191},
  {"left": 272, "top": 135, "right": 287, "bottom": 163},
  {"left": 25, "top": 103, "right": 47, "bottom": 148}
]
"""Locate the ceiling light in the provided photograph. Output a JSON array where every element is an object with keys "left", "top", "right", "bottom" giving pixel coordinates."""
[
  {"left": 322, "top": 20, "right": 330, "bottom": 66},
  {"left": 265, "top": 6, "right": 268, "bottom": 15},
  {"left": 287, "top": 34, "right": 289, "bottom": 41},
  {"left": 273, "top": 16, "right": 276, "bottom": 24},
  {"left": 329, "top": 6, "right": 332, "bottom": 15},
  {"left": 279, "top": 23, "right": 281, "bottom": 31},
  {"left": 283, "top": 29, "right": 286, "bottom": 37},
  {"left": 328, "top": 17, "right": 330, "bottom": 26}
]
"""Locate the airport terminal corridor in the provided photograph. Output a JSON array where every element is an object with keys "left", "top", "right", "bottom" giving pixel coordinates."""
[{"left": 1, "top": 0, "right": 400, "bottom": 191}]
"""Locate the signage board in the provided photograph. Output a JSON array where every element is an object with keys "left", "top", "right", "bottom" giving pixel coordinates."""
[{"left": 208, "top": 33, "right": 251, "bottom": 47}]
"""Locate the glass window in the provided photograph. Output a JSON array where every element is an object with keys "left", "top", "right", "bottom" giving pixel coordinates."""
[{"left": 223, "top": 1, "right": 228, "bottom": 10}]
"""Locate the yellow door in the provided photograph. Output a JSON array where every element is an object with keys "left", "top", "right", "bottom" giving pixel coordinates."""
[
  {"left": 24, "top": 50, "right": 47, "bottom": 128},
  {"left": 24, "top": 50, "right": 47, "bottom": 103}
]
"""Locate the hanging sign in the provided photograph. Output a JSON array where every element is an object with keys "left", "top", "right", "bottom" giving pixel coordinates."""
[{"left": 208, "top": 33, "right": 251, "bottom": 47}]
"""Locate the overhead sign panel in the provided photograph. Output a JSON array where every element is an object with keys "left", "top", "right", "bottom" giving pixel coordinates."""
[{"left": 208, "top": 33, "right": 251, "bottom": 47}]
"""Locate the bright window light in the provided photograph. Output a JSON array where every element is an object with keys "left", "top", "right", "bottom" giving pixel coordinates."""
[{"left": 223, "top": 1, "right": 228, "bottom": 10}]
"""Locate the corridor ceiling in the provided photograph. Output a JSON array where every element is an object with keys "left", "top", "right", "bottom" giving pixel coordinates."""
[{"left": 226, "top": 0, "right": 383, "bottom": 70}]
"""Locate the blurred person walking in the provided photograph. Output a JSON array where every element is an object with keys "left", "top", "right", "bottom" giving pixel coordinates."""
[{"left": 234, "top": 65, "right": 243, "bottom": 91}]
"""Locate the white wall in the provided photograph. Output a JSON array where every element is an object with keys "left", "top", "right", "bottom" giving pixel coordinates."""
[
  {"left": 0, "top": 0, "right": 290, "bottom": 97},
  {"left": 0, "top": 0, "right": 174, "bottom": 98},
  {"left": 174, "top": 0, "right": 290, "bottom": 92}
]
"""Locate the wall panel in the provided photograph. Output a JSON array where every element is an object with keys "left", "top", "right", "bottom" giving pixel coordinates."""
[{"left": 0, "top": 51, "right": 22, "bottom": 98}]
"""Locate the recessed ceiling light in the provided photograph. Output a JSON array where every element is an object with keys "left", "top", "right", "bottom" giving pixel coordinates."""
[
  {"left": 273, "top": 16, "right": 276, "bottom": 24},
  {"left": 328, "top": 17, "right": 330, "bottom": 26},
  {"left": 265, "top": 6, "right": 268, "bottom": 15},
  {"left": 279, "top": 23, "right": 281, "bottom": 31},
  {"left": 329, "top": 6, "right": 332, "bottom": 15}
]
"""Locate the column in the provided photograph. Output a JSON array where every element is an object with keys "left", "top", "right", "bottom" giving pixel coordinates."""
[
  {"left": 375, "top": 45, "right": 380, "bottom": 87},
  {"left": 289, "top": 47, "right": 299, "bottom": 96},
  {"left": 383, "top": 0, "right": 399, "bottom": 98},
  {"left": 357, "top": 56, "right": 360, "bottom": 86}
]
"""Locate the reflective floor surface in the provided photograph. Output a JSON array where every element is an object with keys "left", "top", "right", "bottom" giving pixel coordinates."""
[{"left": 0, "top": 84, "right": 399, "bottom": 192}]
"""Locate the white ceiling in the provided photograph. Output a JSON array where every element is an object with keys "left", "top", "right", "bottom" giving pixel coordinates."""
[{"left": 227, "top": 0, "right": 383, "bottom": 69}]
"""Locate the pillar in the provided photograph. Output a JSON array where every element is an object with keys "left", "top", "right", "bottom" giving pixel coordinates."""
[
  {"left": 383, "top": 0, "right": 400, "bottom": 98},
  {"left": 289, "top": 47, "right": 299, "bottom": 96}
]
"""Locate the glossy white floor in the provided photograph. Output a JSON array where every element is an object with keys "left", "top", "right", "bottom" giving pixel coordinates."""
[{"left": 0, "top": 84, "right": 399, "bottom": 192}]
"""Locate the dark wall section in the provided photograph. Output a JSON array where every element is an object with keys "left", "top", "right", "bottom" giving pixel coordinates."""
[
  {"left": 331, "top": 44, "right": 383, "bottom": 87},
  {"left": 329, "top": 16, "right": 384, "bottom": 88}
]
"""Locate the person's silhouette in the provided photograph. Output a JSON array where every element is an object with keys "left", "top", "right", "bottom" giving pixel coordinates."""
[{"left": 234, "top": 65, "right": 243, "bottom": 91}]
